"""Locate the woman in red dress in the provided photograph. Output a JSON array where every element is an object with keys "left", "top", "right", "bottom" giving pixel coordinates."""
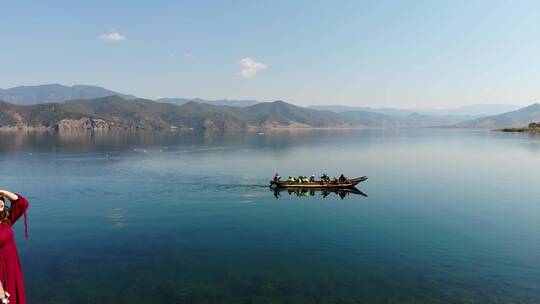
[{"left": 0, "top": 190, "right": 29, "bottom": 304}]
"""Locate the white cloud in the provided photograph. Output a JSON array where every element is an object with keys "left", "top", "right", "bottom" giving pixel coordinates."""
[
  {"left": 184, "top": 53, "right": 192, "bottom": 59},
  {"left": 239, "top": 57, "right": 267, "bottom": 78},
  {"left": 98, "top": 32, "right": 126, "bottom": 41}
]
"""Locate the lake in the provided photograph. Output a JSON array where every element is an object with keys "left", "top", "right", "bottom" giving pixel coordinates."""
[{"left": 1, "top": 129, "right": 540, "bottom": 303}]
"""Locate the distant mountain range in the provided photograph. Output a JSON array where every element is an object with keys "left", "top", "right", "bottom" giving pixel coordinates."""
[
  {"left": 2, "top": 94, "right": 537, "bottom": 131},
  {"left": 456, "top": 103, "right": 540, "bottom": 128},
  {"left": 0, "top": 97, "right": 359, "bottom": 130},
  {"left": 0, "top": 84, "right": 136, "bottom": 105},
  {"left": 1, "top": 84, "right": 521, "bottom": 117},
  {"left": 420, "top": 104, "right": 523, "bottom": 116},
  {"left": 157, "top": 98, "right": 260, "bottom": 107},
  {"left": 0, "top": 84, "right": 537, "bottom": 130},
  {"left": 310, "top": 104, "right": 522, "bottom": 117},
  {"left": 0, "top": 96, "right": 241, "bottom": 130},
  {"left": 0, "top": 96, "right": 479, "bottom": 131}
]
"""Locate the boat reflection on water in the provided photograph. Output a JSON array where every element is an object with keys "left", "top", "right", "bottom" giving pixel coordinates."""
[{"left": 272, "top": 187, "right": 367, "bottom": 200}]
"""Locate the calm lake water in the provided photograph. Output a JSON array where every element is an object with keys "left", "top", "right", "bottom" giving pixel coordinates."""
[{"left": 1, "top": 129, "right": 540, "bottom": 303}]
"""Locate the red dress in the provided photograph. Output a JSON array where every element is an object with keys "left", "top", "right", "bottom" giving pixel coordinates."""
[{"left": 0, "top": 194, "right": 29, "bottom": 304}]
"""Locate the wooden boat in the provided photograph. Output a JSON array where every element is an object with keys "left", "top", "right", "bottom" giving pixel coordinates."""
[{"left": 270, "top": 176, "right": 368, "bottom": 189}]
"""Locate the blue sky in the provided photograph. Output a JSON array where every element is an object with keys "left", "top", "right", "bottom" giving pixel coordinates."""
[{"left": 1, "top": 0, "right": 540, "bottom": 108}]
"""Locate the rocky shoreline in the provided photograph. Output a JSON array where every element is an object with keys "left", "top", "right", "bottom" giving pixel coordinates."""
[
  {"left": 500, "top": 122, "right": 540, "bottom": 133},
  {"left": 0, "top": 118, "right": 198, "bottom": 131},
  {"left": 1, "top": 118, "right": 147, "bottom": 131}
]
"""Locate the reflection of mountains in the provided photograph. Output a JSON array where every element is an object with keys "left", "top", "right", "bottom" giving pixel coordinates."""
[
  {"left": 0, "top": 129, "right": 252, "bottom": 153},
  {"left": 5, "top": 128, "right": 540, "bottom": 156},
  {"left": 273, "top": 187, "right": 367, "bottom": 200},
  {"left": 0, "top": 128, "right": 394, "bottom": 154}
]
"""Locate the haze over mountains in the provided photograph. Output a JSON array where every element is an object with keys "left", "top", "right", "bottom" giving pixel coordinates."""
[
  {"left": 456, "top": 103, "right": 540, "bottom": 128},
  {"left": 0, "top": 84, "right": 537, "bottom": 130},
  {"left": 310, "top": 104, "right": 522, "bottom": 117}
]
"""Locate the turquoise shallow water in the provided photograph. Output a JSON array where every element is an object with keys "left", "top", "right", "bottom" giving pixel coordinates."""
[{"left": 1, "top": 129, "right": 540, "bottom": 303}]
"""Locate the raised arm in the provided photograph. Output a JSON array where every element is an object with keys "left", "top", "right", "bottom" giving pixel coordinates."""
[
  {"left": 0, "top": 190, "right": 29, "bottom": 239},
  {"left": 0, "top": 190, "right": 18, "bottom": 202}
]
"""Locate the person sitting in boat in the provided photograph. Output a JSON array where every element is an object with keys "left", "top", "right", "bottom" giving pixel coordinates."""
[
  {"left": 338, "top": 174, "right": 347, "bottom": 183},
  {"left": 309, "top": 175, "right": 316, "bottom": 183},
  {"left": 301, "top": 176, "right": 309, "bottom": 183},
  {"left": 320, "top": 173, "right": 329, "bottom": 182},
  {"left": 287, "top": 176, "right": 294, "bottom": 183},
  {"left": 274, "top": 173, "right": 281, "bottom": 183}
]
